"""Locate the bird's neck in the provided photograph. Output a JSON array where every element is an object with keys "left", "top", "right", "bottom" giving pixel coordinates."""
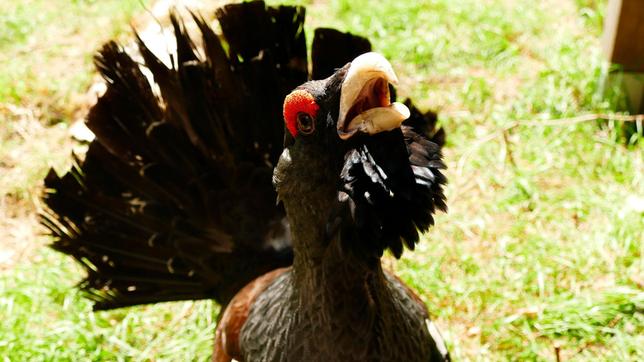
[{"left": 281, "top": 190, "right": 386, "bottom": 304}]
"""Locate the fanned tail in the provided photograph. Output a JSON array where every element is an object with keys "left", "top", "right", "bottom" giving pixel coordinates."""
[{"left": 42, "top": 2, "right": 307, "bottom": 310}]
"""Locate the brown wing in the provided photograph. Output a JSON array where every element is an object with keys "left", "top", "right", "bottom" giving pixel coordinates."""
[{"left": 213, "top": 267, "right": 290, "bottom": 361}]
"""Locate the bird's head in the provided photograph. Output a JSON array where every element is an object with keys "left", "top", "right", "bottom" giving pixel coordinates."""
[
  {"left": 274, "top": 52, "right": 446, "bottom": 259},
  {"left": 283, "top": 52, "right": 409, "bottom": 142}
]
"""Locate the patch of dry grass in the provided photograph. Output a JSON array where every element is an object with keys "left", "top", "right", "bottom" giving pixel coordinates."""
[{"left": 0, "top": 103, "right": 73, "bottom": 270}]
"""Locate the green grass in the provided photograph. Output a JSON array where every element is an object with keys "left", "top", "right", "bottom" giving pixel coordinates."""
[
  {"left": 1, "top": 247, "right": 217, "bottom": 360},
  {"left": 0, "top": 0, "right": 147, "bottom": 115},
  {"left": 1, "top": 0, "right": 643, "bottom": 360}
]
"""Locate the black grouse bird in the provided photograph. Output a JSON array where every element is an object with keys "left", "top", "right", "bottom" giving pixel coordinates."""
[{"left": 41, "top": 1, "right": 449, "bottom": 360}]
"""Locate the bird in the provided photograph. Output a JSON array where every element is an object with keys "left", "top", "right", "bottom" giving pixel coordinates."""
[{"left": 40, "top": 1, "right": 449, "bottom": 361}]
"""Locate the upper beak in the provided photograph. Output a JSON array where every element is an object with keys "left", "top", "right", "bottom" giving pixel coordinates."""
[{"left": 337, "top": 52, "right": 410, "bottom": 140}]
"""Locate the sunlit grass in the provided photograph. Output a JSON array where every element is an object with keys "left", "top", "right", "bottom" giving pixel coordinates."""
[
  {"left": 0, "top": 0, "right": 148, "bottom": 114},
  {"left": 0, "top": 247, "right": 217, "bottom": 360},
  {"left": 1, "top": 0, "right": 642, "bottom": 360}
]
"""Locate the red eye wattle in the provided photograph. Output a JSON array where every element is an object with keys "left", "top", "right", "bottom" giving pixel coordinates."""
[{"left": 283, "top": 90, "right": 319, "bottom": 137}]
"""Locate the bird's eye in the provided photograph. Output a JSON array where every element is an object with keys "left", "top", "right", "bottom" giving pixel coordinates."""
[
  {"left": 297, "top": 112, "right": 315, "bottom": 135},
  {"left": 283, "top": 89, "right": 319, "bottom": 137}
]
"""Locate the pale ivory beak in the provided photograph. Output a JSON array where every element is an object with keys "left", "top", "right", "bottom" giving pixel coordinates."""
[{"left": 337, "top": 52, "right": 410, "bottom": 140}]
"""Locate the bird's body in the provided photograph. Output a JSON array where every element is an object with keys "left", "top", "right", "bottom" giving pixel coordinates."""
[
  {"left": 42, "top": 1, "right": 449, "bottom": 360},
  {"left": 236, "top": 269, "right": 444, "bottom": 361}
]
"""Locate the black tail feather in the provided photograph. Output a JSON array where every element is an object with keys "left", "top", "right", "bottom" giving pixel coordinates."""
[
  {"left": 42, "top": 1, "right": 312, "bottom": 309},
  {"left": 311, "top": 28, "right": 372, "bottom": 80}
]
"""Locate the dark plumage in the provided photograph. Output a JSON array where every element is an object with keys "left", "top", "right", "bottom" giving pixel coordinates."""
[{"left": 41, "top": 1, "right": 448, "bottom": 360}]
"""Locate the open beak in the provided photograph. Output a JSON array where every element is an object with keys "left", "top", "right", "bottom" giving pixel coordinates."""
[{"left": 337, "top": 52, "right": 410, "bottom": 140}]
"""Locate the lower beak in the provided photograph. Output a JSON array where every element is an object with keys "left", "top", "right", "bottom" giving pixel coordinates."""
[{"left": 337, "top": 52, "right": 410, "bottom": 140}]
